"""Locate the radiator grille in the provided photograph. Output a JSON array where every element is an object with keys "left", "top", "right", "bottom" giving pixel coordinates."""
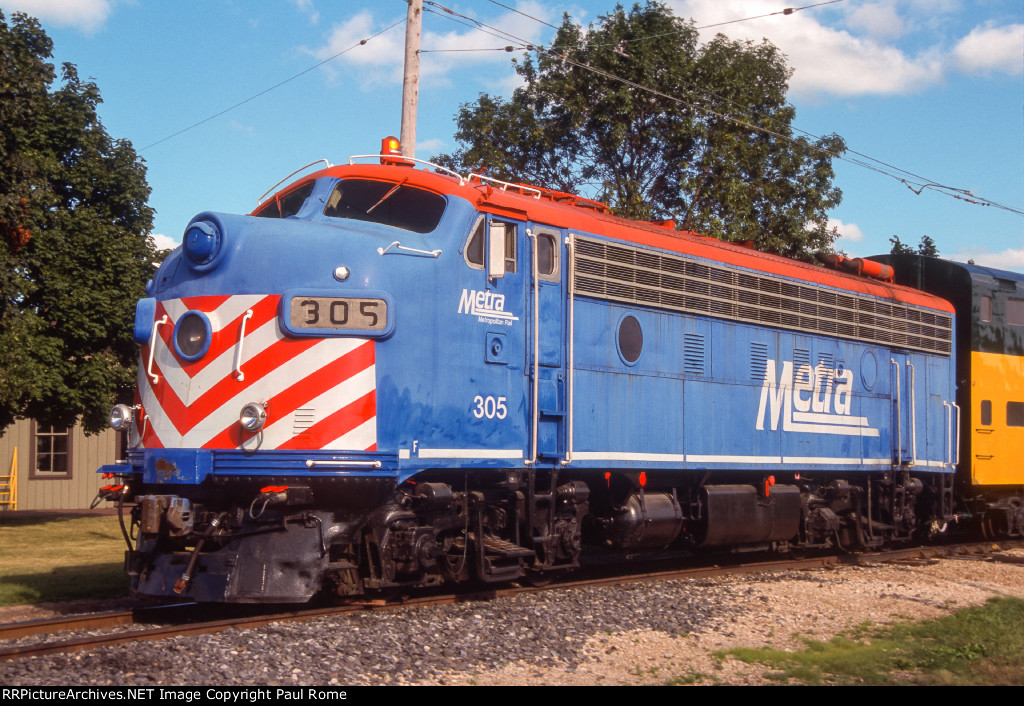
[{"left": 574, "top": 236, "right": 952, "bottom": 356}]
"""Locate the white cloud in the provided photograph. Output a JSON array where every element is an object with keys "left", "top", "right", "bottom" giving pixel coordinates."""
[
  {"left": 288, "top": 0, "right": 319, "bottom": 25},
  {"left": 3, "top": 0, "right": 111, "bottom": 33},
  {"left": 414, "top": 137, "right": 446, "bottom": 159},
  {"left": 150, "top": 233, "right": 179, "bottom": 252},
  {"left": 667, "top": 0, "right": 944, "bottom": 98},
  {"left": 227, "top": 120, "right": 255, "bottom": 136},
  {"left": 952, "top": 23, "right": 1024, "bottom": 76},
  {"left": 830, "top": 218, "right": 865, "bottom": 243},
  {"left": 305, "top": 3, "right": 554, "bottom": 89},
  {"left": 845, "top": 2, "right": 906, "bottom": 40},
  {"left": 947, "top": 246, "right": 1024, "bottom": 272}
]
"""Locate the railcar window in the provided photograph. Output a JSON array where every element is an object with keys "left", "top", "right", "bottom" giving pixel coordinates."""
[
  {"left": 980, "top": 296, "right": 992, "bottom": 322},
  {"left": 254, "top": 181, "right": 315, "bottom": 219},
  {"left": 323, "top": 179, "right": 446, "bottom": 233},
  {"left": 981, "top": 400, "right": 992, "bottom": 426},
  {"left": 1007, "top": 299, "right": 1024, "bottom": 326},
  {"left": 1008, "top": 402, "right": 1024, "bottom": 427}
]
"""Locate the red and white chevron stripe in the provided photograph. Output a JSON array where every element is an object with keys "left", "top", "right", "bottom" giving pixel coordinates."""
[{"left": 134, "top": 295, "right": 377, "bottom": 452}]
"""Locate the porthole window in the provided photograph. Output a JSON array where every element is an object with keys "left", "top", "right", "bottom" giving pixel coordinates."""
[{"left": 617, "top": 315, "right": 643, "bottom": 365}]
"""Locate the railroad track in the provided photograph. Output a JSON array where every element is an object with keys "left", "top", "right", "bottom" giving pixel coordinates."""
[{"left": 3, "top": 540, "right": 1020, "bottom": 663}]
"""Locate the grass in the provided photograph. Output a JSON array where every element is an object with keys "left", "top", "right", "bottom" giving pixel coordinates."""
[
  {"left": 717, "top": 597, "right": 1024, "bottom": 685},
  {"left": 0, "top": 514, "right": 129, "bottom": 606}
]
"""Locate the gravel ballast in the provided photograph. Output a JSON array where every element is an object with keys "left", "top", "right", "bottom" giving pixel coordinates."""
[{"left": 2, "top": 553, "right": 1023, "bottom": 686}]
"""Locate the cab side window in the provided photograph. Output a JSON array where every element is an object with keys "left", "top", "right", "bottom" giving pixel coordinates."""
[
  {"left": 464, "top": 216, "right": 516, "bottom": 274},
  {"left": 535, "top": 231, "right": 559, "bottom": 281},
  {"left": 465, "top": 216, "right": 485, "bottom": 267}
]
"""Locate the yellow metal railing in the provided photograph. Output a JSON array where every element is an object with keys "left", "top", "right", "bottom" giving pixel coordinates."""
[{"left": 0, "top": 447, "right": 17, "bottom": 510}]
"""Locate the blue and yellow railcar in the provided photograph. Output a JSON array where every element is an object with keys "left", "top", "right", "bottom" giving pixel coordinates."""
[{"left": 880, "top": 255, "right": 1024, "bottom": 536}]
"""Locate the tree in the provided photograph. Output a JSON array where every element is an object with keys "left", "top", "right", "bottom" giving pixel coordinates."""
[
  {"left": 889, "top": 234, "right": 938, "bottom": 257},
  {"left": 435, "top": 2, "right": 846, "bottom": 260},
  {"left": 0, "top": 11, "right": 156, "bottom": 434}
]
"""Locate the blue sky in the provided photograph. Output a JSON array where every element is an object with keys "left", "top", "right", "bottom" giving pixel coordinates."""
[{"left": 7, "top": 0, "right": 1023, "bottom": 269}]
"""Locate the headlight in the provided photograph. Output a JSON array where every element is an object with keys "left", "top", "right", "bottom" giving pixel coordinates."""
[
  {"left": 240, "top": 402, "right": 267, "bottom": 432},
  {"left": 110, "top": 404, "right": 133, "bottom": 431},
  {"left": 173, "top": 311, "right": 212, "bottom": 360},
  {"left": 183, "top": 220, "right": 221, "bottom": 266}
]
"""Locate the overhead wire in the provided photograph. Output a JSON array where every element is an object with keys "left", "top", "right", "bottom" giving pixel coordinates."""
[
  {"left": 484, "top": 0, "right": 560, "bottom": 30},
  {"left": 139, "top": 17, "right": 406, "bottom": 152},
  {"left": 424, "top": 1, "right": 1023, "bottom": 216}
]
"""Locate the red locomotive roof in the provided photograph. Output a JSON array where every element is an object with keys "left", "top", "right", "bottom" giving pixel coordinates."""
[{"left": 269, "top": 161, "right": 955, "bottom": 315}]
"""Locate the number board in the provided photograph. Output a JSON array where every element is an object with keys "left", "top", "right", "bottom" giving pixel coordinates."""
[{"left": 289, "top": 297, "right": 387, "bottom": 330}]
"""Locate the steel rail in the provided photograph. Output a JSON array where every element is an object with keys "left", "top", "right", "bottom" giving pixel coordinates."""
[{"left": 2, "top": 539, "right": 1020, "bottom": 663}]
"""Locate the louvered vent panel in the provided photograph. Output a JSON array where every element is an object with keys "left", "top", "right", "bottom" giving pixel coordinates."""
[
  {"left": 683, "top": 333, "right": 706, "bottom": 375},
  {"left": 573, "top": 235, "right": 952, "bottom": 355},
  {"left": 750, "top": 342, "right": 769, "bottom": 381}
]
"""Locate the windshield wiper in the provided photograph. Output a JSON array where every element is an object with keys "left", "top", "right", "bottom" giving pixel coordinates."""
[{"left": 365, "top": 178, "right": 407, "bottom": 214}]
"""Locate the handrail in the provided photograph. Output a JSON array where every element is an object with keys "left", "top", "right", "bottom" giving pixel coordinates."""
[
  {"left": 233, "top": 309, "right": 254, "bottom": 381},
  {"left": 526, "top": 229, "right": 539, "bottom": 466},
  {"left": 943, "top": 401, "right": 951, "bottom": 466},
  {"left": 891, "top": 359, "right": 901, "bottom": 466},
  {"left": 563, "top": 234, "right": 576, "bottom": 466},
  {"left": 469, "top": 173, "right": 542, "bottom": 198},
  {"left": 348, "top": 154, "right": 466, "bottom": 185},
  {"left": 147, "top": 316, "right": 168, "bottom": 385},
  {"left": 257, "top": 159, "right": 332, "bottom": 203},
  {"left": 952, "top": 403, "right": 961, "bottom": 466},
  {"left": 377, "top": 240, "right": 441, "bottom": 258},
  {"left": 907, "top": 362, "right": 916, "bottom": 467}
]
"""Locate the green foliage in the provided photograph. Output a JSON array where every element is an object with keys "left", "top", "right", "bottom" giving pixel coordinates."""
[
  {"left": 0, "top": 11, "right": 155, "bottom": 433},
  {"left": 722, "top": 597, "right": 1024, "bottom": 685},
  {"left": 435, "top": 1, "right": 846, "bottom": 261},
  {"left": 889, "top": 234, "right": 938, "bottom": 257}
]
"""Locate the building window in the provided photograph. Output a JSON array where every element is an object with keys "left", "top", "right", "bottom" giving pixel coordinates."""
[{"left": 31, "top": 423, "right": 72, "bottom": 479}]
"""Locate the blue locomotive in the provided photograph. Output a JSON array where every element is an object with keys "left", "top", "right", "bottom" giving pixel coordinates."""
[{"left": 98, "top": 138, "right": 993, "bottom": 603}]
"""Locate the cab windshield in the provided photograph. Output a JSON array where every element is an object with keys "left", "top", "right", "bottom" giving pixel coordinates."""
[
  {"left": 323, "top": 179, "right": 446, "bottom": 234},
  {"left": 253, "top": 181, "right": 315, "bottom": 219}
]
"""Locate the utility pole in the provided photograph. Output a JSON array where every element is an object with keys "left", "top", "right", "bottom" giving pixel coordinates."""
[{"left": 400, "top": 0, "right": 422, "bottom": 159}]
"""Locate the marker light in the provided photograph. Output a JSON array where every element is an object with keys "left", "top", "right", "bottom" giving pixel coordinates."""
[
  {"left": 109, "top": 404, "right": 133, "bottom": 432},
  {"left": 379, "top": 136, "right": 414, "bottom": 167},
  {"left": 381, "top": 135, "right": 402, "bottom": 157},
  {"left": 240, "top": 402, "right": 268, "bottom": 432}
]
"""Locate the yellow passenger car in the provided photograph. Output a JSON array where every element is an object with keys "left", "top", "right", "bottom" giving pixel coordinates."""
[{"left": 878, "top": 255, "right": 1024, "bottom": 536}]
